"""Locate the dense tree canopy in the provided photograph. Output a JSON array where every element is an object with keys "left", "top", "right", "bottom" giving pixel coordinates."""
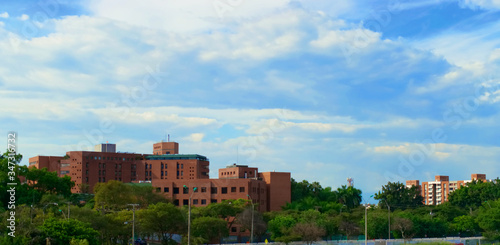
[{"left": 374, "top": 182, "right": 424, "bottom": 210}]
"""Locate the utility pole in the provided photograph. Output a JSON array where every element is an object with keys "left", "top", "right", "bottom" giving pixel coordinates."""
[
  {"left": 128, "top": 204, "right": 139, "bottom": 244},
  {"left": 365, "top": 204, "right": 368, "bottom": 245},
  {"left": 385, "top": 201, "right": 390, "bottom": 240},
  {"left": 247, "top": 195, "right": 255, "bottom": 244},
  {"left": 186, "top": 186, "right": 197, "bottom": 245},
  {"left": 67, "top": 202, "right": 71, "bottom": 220}
]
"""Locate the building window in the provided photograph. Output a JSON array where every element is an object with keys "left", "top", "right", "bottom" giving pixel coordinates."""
[
  {"left": 231, "top": 227, "right": 237, "bottom": 232},
  {"left": 146, "top": 172, "right": 148, "bottom": 176},
  {"left": 103, "top": 177, "right": 105, "bottom": 182},
  {"left": 231, "top": 187, "right": 236, "bottom": 192},
  {"left": 181, "top": 171, "right": 183, "bottom": 176},
  {"left": 211, "top": 187, "right": 217, "bottom": 194},
  {"left": 164, "top": 187, "right": 169, "bottom": 192},
  {"left": 240, "top": 187, "right": 245, "bottom": 192},
  {"left": 193, "top": 199, "right": 198, "bottom": 205},
  {"left": 161, "top": 171, "right": 164, "bottom": 176},
  {"left": 211, "top": 199, "right": 217, "bottom": 204},
  {"left": 164, "top": 171, "right": 167, "bottom": 176},
  {"left": 201, "top": 199, "right": 206, "bottom": 205},
  {"left": 161, "top": 163, "right": 164, "bottom": 169},
  {"left": 221, "top": 187, "right": 227, "bottom": 194},
  {"left": 174, "top": 200, "right": 179, "bottom": 206},
  {"left": 177, "top": 163, "right": 179, "bottom": 168},
  {"left": 201, "top": 187, "right": 207, "bottom": 193},
  {"left": 183, "top": 199, "right": 189, "bottom": 206},
  {"left": 183, "top": 187, "right": 189, "bottom": 194},
  {"left": 156, "top": 187, "right": 161, "bottom": 192},
  {"left": 181, "top": 164, "right": 183, "bottom": 169},
  {"left": 173, "top": 188, "right": 179, "bottom": 194}
]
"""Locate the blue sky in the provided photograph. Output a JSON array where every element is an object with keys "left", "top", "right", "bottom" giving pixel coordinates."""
[{"left": 1, "top": 0, "right": 500, "bottom": 201}]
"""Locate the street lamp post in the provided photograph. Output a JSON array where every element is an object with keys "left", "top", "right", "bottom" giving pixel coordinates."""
[
  {"left": 384, "top": 201, "right": 390, "bottom": 240},
  {"left": 186, "top": 186, "right": 197, "bottom": 245},
  {"left": 247, "top": 195, "right": 255, "bottom": 244},
  {"left": 42, "top": 203, "right": 58, "bottom": 220},
  {"left": 365, "top": 204, "right": 368, "bottom": 245},
  {"left": 365, "top": 195, "right": 373, "bottom": 245},
  {"left": 67, "top": 202, "right": 71, "bottom": 220},
  {"left": 128, "top": 204, "right": 139, "bottom": 244}
]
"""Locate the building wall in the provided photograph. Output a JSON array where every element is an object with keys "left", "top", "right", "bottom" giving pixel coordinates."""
[
  {"left": 138, "top": 158, "right": 209, "bottom": 181},
  {"left": 219, "top": 164, "right": 259, "bottom": 179},
  {"left": 153, "top": 142, "right": 179, "bottom": 155},
  {"left": 29, "top": 141, "right": 292, "bottom": 213},
  {"left": 151, "top": 178, "right": 269, "bottom": 212},
  {"left": 28, "top": 156, "right": 64, "bottom": 172},
  {"left": 260, "top": 172, "right": 291, "bottom": 211}
]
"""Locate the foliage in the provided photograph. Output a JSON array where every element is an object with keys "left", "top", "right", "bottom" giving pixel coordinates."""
[
  {"left": 292, "top": 222, "right": 325, "bottom": 245},
  {"left": 476, "top": 199, "right": 500, "bottom": 240},
  {"left": 448, "top": 179, "right": 500, "bottom": 210},
  {"left": 236, "top": 207, "right": 267, "bottom": 240},
  {"left": 268, "top": 214, "right": 297, "bottom": 240},
  {"left": 391, "top": 217, "right": 414, "bottom": 240},
  {"left": 191, "top": 216, "right": 229, "bottom": 243},
  {"left": 138, "top": 202, "right": 186, "bottom": 245},
  {"left": 452, "top": 215, "right": 479, "bottom": 237},
  {"left": 40, "top": 217, "right": 99, "bottom": 245},
  {"left": 374, "top": 182, "right": 424, "bottom": 210},
  {"left": 287, "top": 179, "right": 361, "bottom": 212}
]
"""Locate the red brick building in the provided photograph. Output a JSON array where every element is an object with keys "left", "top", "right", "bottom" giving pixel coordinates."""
[{"left": 29, "top": 141, "right": 291, "bottom": 212}]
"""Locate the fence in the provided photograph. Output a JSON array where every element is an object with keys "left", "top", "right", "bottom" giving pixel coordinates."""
[{"left": 223, "top": 237, "right": 487, "bottom": 245}]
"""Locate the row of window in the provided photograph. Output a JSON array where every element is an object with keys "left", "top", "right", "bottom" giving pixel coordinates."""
[
  {"left": 157, "top": 186, "right": 247, "bottom": 194},
  {"left": 87, "top": 156, "right": 135, "bottom": 161}
]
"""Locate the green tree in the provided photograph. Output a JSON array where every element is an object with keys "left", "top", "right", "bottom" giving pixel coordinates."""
[
  {"left": 337, "top": 185, "right": 362, "bottom": 209},
  {"left": 40, "top": 217, "right": 99, "bottom": 245},
  {"left": 374, "top": 182, "right": 423, "bottom": 210},
  {"left": 26, "top": 167, "right": 74, "bottom": 198},
  {"left": 292, "top": 222, "right": 325, "bottom": 245},
  {"left": 94, "top": 180, "right": 134, "bottom": 211},
  {"left": 449, "top": 180, "right": 500, "bottom": 211},
  {"left": 138, "top": 202, "right": 186, "bottom": 245},
  {"left": 268, "top": 214, "right": 297, "bottom": 240},
  {"left": 452, "top": 215, "right": 479, "bottom": 237},
  {"left": 191, "top": 216, "right": 229, "bottom": 243},
  {"left": 476, "top": 200, "right": 500, "bottom": 240}
]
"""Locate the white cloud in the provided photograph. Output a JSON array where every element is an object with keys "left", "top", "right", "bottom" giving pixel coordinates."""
[
  {"left": 186, "top": 133, "right": 205, "bottom": 142},
  {"left": 459, "top": 0, "right": 500, "bottom": 9},
  {"left": 0, "top": 12, "right": 8, "bottom": 18},
  {"left": 18, "top": 14, "right": 29, "bottom": 21}
]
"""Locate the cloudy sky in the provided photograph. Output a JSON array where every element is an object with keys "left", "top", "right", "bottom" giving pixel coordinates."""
[{"left": 2, "top": 0, "right": 500, "bottom": 201}]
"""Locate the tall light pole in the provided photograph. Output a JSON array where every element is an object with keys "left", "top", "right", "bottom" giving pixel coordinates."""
[
  {"left": 128, "top": 204, "right": 139, "bottom": 244},
  {"left": 247, "top": 194, "right": 255, "bottom": 244},
  {"left": 365, "top": 204, "right": 368, "bottom": 245},
  {"left": 186, "top": 186, "right": 197, "bottom": 245},
  {"left": 365, "top": 195, "right": 373, "bottom": 245},
  {"left": 67, "top": 202, "right": 71, "bottom": 220},
  {"left": 384, "top": 201, "right": 390, "bottom": 240}
]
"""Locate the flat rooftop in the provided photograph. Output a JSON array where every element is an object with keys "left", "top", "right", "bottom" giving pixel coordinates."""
[{"left": 145, "top": 154, "right": 208, "bottom": 161}]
